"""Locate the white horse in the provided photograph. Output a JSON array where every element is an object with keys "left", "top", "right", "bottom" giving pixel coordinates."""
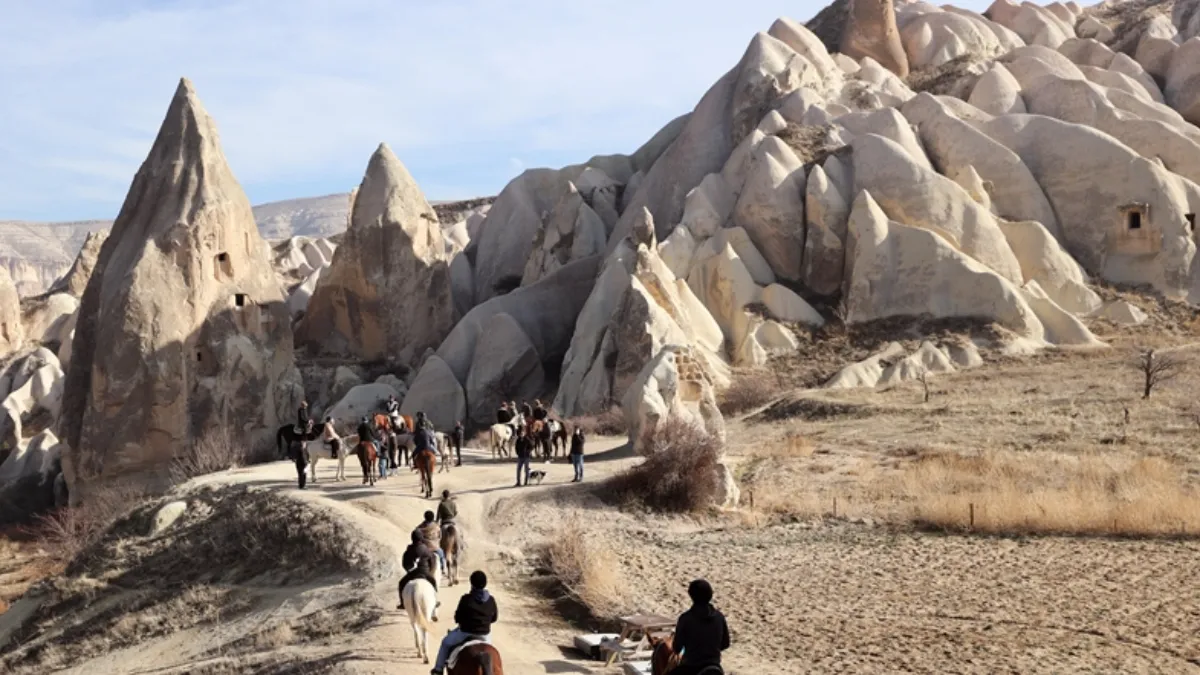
[
  {"left": 489, "top": 424, "right": 514, "bottom": 459},
  {"left": 402, "top": 564, "right": 442, "bottom": 664},
  {"left": 437, "top": 432, "right": 454, "bottom": 472},
  {"left": 307, "top": 438, "right": 347, "bottom": 483}
]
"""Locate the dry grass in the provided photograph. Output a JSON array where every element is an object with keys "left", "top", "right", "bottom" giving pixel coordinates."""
[
  {"left": 898, "top": 449, "right": 1200, "bottom": 537},
  {"left": 717, "top": 369, "right": 782, "bottom": 417},
  {"left": 29, "top": 481, "right": 150, "bottom": 564},
  {"left": 568, "top": 406, "right": 627, "bottom": 437},
  {"left": 605, "top": 417, "right": 724, "bottom": 513},
  {"left": 544, "top": 516, "right": 628, "bottom": 618},
  {"left": 169, "top": 427, "right": 270, "bottom": 484}
]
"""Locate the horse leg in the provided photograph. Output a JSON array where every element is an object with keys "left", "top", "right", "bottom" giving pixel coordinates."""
[{"left": 310, "top": 457, "right": 318, "bottom": 484}]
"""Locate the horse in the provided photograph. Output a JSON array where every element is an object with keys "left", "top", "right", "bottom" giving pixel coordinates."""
[
  {"left": 355, "top": 437, "right": 378, "bottom": 486},
  {"left": 649, "top": 633, "right": 724, "bottom": 675},
  {"left": 413, "top": 448, "right": 436, "bottom": 498},
  {"left": 437, "top": 432, "right": 454, "bottom": 472},
  {"left": 527, "top": 419, "right": 550, "bottom": 461},
  {"left": 549, "top": 420, "right": 568, "bottom": 458},
  {"left": 449, "top": 643, "right": 504, "bottom": 675},
  {"left": 307, "top": 437, "right": 348, "bottom": 483},
  {"left": 489, "top": 424, "right": 513, "bottom": 459},
  {"left": 401, "top": 566, "right": 442, "bottom": 664},
  {"left": 440, "top": 524, "right": 460, "bottom": 585},
  {"left": 276, "top": 423, "right": 321, "bottom": 459}
]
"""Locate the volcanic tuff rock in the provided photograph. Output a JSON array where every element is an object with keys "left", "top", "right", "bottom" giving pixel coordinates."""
[
  {"left": 60, "top": 79, "right": 300, "bottom": 500},
  {"left": 0, "top": 269, "right": 23, "bottom": 359},
  {"left": 296, "top": 144, "right": 454, "bottom": 366}
]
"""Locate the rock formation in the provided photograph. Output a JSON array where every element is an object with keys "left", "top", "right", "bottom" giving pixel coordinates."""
[
  {"left": 841, "top": 0, "right": 910, "bottom": 77},
  {"left": 47, "top": 231, "right": 108, "bottom": 298},
  {"left": 60, "top": 79, "right": 300, "bottom": 499},
  {"left": 0, "top": 268, "right": 23, "bottom": 359},
  {"left": 296, "top": 145, "right": 454, "bottom": 365}
]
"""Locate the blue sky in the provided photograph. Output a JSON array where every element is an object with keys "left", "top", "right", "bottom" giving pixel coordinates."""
[{"left": 1, "top": 0, "right": 987, "bottom": 222}]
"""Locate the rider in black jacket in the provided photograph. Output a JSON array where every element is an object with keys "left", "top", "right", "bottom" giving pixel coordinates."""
[{"left": 672, "top": 579, "right": 730, "bottom": 674}]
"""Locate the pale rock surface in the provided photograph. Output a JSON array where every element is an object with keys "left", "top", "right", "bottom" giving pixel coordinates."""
[
  {"left": 623, "top": 346, "right": 725, "bottom": 453},
  {"left": 329, "top": 383, "right": 403, "bottom": 426},
  {"left": 843, "top": 192, "right": 1045, "bottom": 340},
  {"left": 61, "top": 80, "right": 298, "bottom": 497},
  {"left": 450, "top": 255, "right": 474, "bottom": 320},
  {"left": 150, "top": 500, "right": 188, "bottom": 535},
  {"left": 20, "top": 293, "right": 78, "bottom": 348},
  {"left": 946, "top": 340, "right": 984, "bottom": 368},
  {"left": 0, "top": 269, "right": 23, "bottom": 358},
  {"left": 297, "top": 144, "right": 453, "bottom": 365},
  {"left": 851, "top": 134, "right": 1024, "bottom": 284},
  {"left": 1136, "top": 36, "right": 1178, "bottom": 81},
  {"left": 998, "top": 219, "right": 1102, "bottom": 315},
  {"left": 688, "top": 244, "right": 762, "bottom": 345},
  {"left": 731, "top": 137, "right": 807, "bottom": 282},
  {"left": 1019, "top": 280, "right": 1105, "bottom": 346},
  {"left": 287, "top": 267, "right": 323, "bottom": 319},
  {"left": 1058, "top": 37, "right": 1116, "bottom": 68},
  {"left": 768, "top": 17, "right": 845, "bottom": 85},
  {"left": 1076, "top": 17, "right": 1115, "bottom": 43},
  {"left": 47, "top": 231, "right": 108, "bottom": 298},
  {"left": 1078, "top": 66, "right": 1157, "bottom": 103},
  {"left": 760, "top": 284, "right": 825, "bottom": 327},
  {"left": 330, "top": 366, "right": 363, "bottom": 405},
  {"left": 1165, "top": 38, "right": 1200, "bottom": 126},
  {"left": 968, "top": 62, "right": 1028, "bottom": 115},
  {"left": 689, "top": 227, "right": 776, "bottom": 286},
  {"left": 398, "top": 356, "right": 465, "bottom": 432},
  {"left": 464, "top": 313, "right": 546, "bottom": 426},
  {"left": 826, "top": 342, "right": 907, "bottom": 389},
  {"left": 878, "top": 340, "right": 956, "bottom": 387},
  {"left": 0, "top": 430, "right": 60, "bottom": 486},
  {"left": 1108, "top": 54, "right": 1165, "bottom": 103},
  {"left": 658, "top": 226, "right": 698, "bottom": 279},
  {"left": 833, "top": 107, "right": 933, "bottom": 171},
  {"left": 1096, "top": 299, "right": 1149, "bottom": 325},
  {"left": 949, "top": 165, "right": 992, "bottom": 210},
  {"left": 374, "top": 374, "right": 407, "bottom": 395},
  {"left": 803, "top": 163, "right": 851, "bottom": 296},
  {"left": 522, "top": 184, "right": 608, "bottom": 287},
  {"left": 681, "top": 173, "right": 736, "bottom": 240},
  {"left": 841, "top": 0, "right": 910, "bottom": 76},
  {"left": 900, "top": 10, "right": 1012, "bottom": 69}
]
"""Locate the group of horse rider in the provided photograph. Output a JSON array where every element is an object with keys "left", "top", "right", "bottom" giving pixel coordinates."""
[{"left": 495, "top": 399, "right": 587, "bottom": 485}]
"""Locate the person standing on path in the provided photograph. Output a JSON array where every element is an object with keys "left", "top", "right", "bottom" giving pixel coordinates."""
[
  {"left": 291, "top": 438, "right": 310, "bottom": 489},
  {"left": 451, "top": 421, "right": 464, "bottom": 466},
  {"left": 569, "top": 427, "right": 585, "bottom": 482},
  {"left": 430, "top": 571, "right": 498, "bottom": 675},
  {"left": 514, "top": 428, "right": 534, "bottom": 487}
]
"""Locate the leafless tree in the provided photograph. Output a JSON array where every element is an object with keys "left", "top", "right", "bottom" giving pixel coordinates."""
[
  {"left": 1137, "top": 349, "right": 1184, "bottom": 399},
  {"left": 919, "top": 371, "right": 932, "bottom": 403}
]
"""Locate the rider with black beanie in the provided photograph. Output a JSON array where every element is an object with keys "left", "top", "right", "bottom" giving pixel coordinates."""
[{"left": 672, "top": 579, "right": 731, "bottom": 674}]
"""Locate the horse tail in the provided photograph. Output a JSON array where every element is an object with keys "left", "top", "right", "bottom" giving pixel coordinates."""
[
  {"left": 478, "top": 649, "right": 495, "bottom": 675},
  {"left": 277, "top": 427, "right": 287, "bottom": 457}
]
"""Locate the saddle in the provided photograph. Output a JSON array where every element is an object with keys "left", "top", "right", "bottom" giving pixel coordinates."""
[{"left": 446, "top": 639, "right": 489, "bottom": 670}]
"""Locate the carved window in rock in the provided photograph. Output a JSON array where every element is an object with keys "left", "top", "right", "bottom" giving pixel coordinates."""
[
  {"left": 1110, "top": 202, "right": 1161, "bottom": 255},
  {"left": 1128, "top": 210, "right": 1142, "bottom": 230},
  {"left": 1186, "top": 213, "right": 1196, "bottom": 236},
  {"left": 215, "top": 252, "right": 233, "bottom": 281},
  {"left": 195, "top": 344, "right": 218, "bottom": 377}
]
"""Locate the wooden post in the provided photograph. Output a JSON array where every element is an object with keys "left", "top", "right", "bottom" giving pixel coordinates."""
[
  {"left": 749, "top": 490, "right": 755, "bottom": 509},
  {"left": 833, "top": 496, "right": 838, "bottom": 518},
  {"left": 969, "top": 503, "right": 975, "bottom": 530}
]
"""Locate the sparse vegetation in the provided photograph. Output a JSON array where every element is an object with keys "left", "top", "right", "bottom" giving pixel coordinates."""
[
  {"left": 1136, "top": 348, "right": 1184, "bottom": 399},
  {"left": 169, "top": 426, "right": 258, "bottom": 483},
  {"left": 29, "top": 481, "right": 150, "bottom": 564},
  {"left": 718, "top": 369, "right": 782, "bottom": 416},
  {"left": 544, "top": 516, "right": 628, "bottom": 618},
  {"left": 605, "top": 416, "right": 723, "bottom": 513},
  {"left": 568, "top": 406, "right": 628, "bottom": 437}
]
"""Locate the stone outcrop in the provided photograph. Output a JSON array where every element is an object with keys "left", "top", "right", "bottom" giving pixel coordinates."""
[
  {"left": 841, "top": 0, "right": 910, "bottom": 77},
  {"left": 296, "top": 144, "right": 453, "bottom": 366},
  {"left": 0, "top": 268, "right": 24, "bottom": 359},
  {"left": 623, "top": 346, "right": 725, "bottom": 453},
  {"left": 60, "top": 79, "right": 300, "bottom": 499},
  {"left": 47, "top": 231, "right": 108, "bottom": 298}
]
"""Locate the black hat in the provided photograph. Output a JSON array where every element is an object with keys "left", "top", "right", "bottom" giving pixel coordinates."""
[
  {"left": 470, "top": 571, "right": 487, "bottom": 588},
  {"left": 688, "top": 579, "right": 713, "bottom": 604}
]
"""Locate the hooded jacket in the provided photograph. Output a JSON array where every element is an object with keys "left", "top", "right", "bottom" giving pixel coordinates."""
[
  {"left": 674, "top": 603, "right": 730, "bottom": 667},
  {"left": 455, "top": 587, "right": 499, "bottom": 636}
]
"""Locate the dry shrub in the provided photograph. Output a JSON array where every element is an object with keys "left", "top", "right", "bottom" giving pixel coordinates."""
[
  {"left": 569, "top": 406, "right": 627, "bottom": 437},
  {"left": 544, "top": 516, "right": 627, "bottom": 618},
  {"left": 900, "top": 450, "right": 1200, "bottom": 536},
  {"left": 605, "top": 417, "right": 723, "bottom": 513},
  {"left": 718, "top": 369, "right": 782, "bottom": 416},
  {"left": 30, "top": 481, "right": 149, "bottom": 564},
  {"left": 170, "top": 426, "right": 267, "bottom": 484}
]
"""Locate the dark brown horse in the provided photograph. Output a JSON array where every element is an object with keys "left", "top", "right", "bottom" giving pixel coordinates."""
[
  {"left": 527, "top": 419, "right": 551, "bottom": 461},
  {"left": 649, "top": 633, "right": 724, "bottom": 675},
  {"left": 550, "top": 420, "right": 568, "bottom": 458},
  {"left": 440, "top": 524, "right": 460, "bottom": 585},
  {"left": 449, "top": 643, "right": 503, "bottom": 675},
  {"left": 413, "top": 448, "right": 436, "bottom": 498},
  {"left": 355, "top": 438, "right": 378, "bottom": 486},
  {"left": 276, "top": 423, "right": 321, "bottom": 459}
]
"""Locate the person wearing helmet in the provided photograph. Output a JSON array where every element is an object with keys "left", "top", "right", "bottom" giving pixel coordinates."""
[
  {"left": 415, "top": 410, "right": 435, "bottom": 432},
  {"left": 671, "top": 579, "right": 730, "bottom": 675}
]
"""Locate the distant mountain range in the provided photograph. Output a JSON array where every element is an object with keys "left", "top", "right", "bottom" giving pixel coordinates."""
[{"left": 1, "top": 193, "right": 491, "bottom": 296}]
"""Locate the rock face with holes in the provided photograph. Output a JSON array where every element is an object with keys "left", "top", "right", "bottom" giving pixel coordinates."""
[
  {"left": 296, "top": 144, "right": 454, "bottom": 366},
  {"left": 60, "top": 79, "right": 299, "bottom": 501},
  {"left": 623, "top": 345, "right": 725, "bottom": 453}
]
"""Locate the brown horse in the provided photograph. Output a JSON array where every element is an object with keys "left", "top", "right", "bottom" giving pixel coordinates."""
[
  {"left": 527, "top": 419, "right": 551, "bottom": 461},
  {"left": 449, "top": 643, "right": 503, "bottom": 675},
  {"left": 413, "top": 448, "right": 436, "bottom": 498},
  {"left": 550, "top": 420, "right": 568, "bottom": 458},
  {"left": 440, "top": 524, "right": 460, "bottom": 585},
  {"left": 355, "top": 437, "right": 378, "bottom": 486},
  {"left": 649, "top": 633, "right": 723, "bottom": 675}
]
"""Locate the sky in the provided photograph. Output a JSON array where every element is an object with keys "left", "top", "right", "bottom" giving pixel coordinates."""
[{"left": 0, "top": 0, "right": 989, "bottom": 222}]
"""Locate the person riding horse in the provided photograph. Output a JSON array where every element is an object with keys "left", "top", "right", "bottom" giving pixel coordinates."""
[
  {"left": 431, "top": 571, "right": 499, "bottom": 675},
  {"left": 496, "top": 402, "right": 513, "bottom": 426},
  {"left": 385, "top": 394, "right": 402, "bottom": 429},
  {"left": 437, "top": 489, "right": 465, "bottom": 549},
  {"left": 296, "top": 399, "right": 313, "bottom": 435},
  {"left": 397, "top": 531, "right": 441, "bottom": 610},
  {"left": 322, "top": 416, "right": 341, "bottom": 456},
  {"left": 670, "top": 579, "right": 731, "bottom": 675},
  {"left": 532, "top": 399, "right": 548, "bottom": 422}
]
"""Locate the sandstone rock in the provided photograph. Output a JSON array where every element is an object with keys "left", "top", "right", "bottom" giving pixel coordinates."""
[
  {"left": 969, "top": 62, "right": 1027, "bottom": 116},
  {"left": 464, "top": 313, "right": 546, "bottom": 427},
  {"left": 826, "top": 342, "right": 907, "bottom": 389},
  {"left": 1019, "top": 280, "right": 1104, "bottom": 346},
  {"left": 1176, "top": 0, "right": 1200, "bottom": 40},
  {"left": 399, "top": 356, "right": 465, "bottom": 432},
  {"left": 0, "top": 268, "right": 22, "bottom": 359},
  {"left": 374, "top": 374, "right": 407, "bottom": 395},
  {"left": 760, "top": 284, "right": 825, "bottom": 327},
  {"left": 688, "top": 244, "right": 762, "bottom": 345},
  {"left": 803, "top": 164, "right": 851, "bottom": 296},
  {"left": 0, "top": 430, "right": 60, "bottom": 486},
  {"left": 297, "top": 144, "right": 453, "bottom": 365},
  {"left": 843, "top": 192, "right": 1044, "bottom": 340},
  {"left": 522, "top": 184, "right": 607, "bottom": 287},
  {"left": 690, "top": 227, "right": 776, "bottom": 287},
  {"left": 851, "top": 57, "right": 918, "bottom": 105},
  {"left": 945, "top": 340, "right": 984, "bottom": 368},
  {"left": 47, "top": 231, "right": 108, "bottom": 298},
  {"left": 715, "top": 463, "right": 740, "bottom": 509},
  {"left": 20, "top": 293, "right": 78, "bottom": 348},
  {"left": 1136, "top": 36, "right": 1178, "bottom": 81},
  {"left": 61, "top": 79, "right": 298, "bottom": 498},
  {"left": 769, "top": 17, "right": 844, "bottom": 85},
  {"left": 900, "top": 10, "right": 1011, "bottom": 69},
  {"left": 623, "top": 346, "right": 725, "bottom": 453},
  {"left": 1108, "top": 54, "right": 1165, "bottom": 103},
  {"left": 851, "top": 134, "right": 1024, "bottom": 284},
  {"left": 150, "top": 500, "right": 188, "bottom": 535},
  {"left": 1096, "top": 299, "right": 1149, "bottom": 325},
  {"left": 659, "top": 226, "right": 698, "bottom": 279},
  {"left": 287, "top": 267, "right": 323, "bottom": 319},
  {"left": 732, "top": 136, "right": 807, "bottom": 283},
  {"left": 681, "top": 173, "right": 736, "bottom": 240},
  {"left": 833, "top": 107, "right": 933, "bottom": 171},
  {"left": 1058, "top": 37, "right": 1116, "bottom": 69},
  {"left": 450, "top": 255, "right": 474, "bottom": 321},
  {"left": 841, "top": 0, "right": 910, "bottom": 77},
  {"left": 998, "top": 219, "right": 1102, "bottom": 315},
  {"left": 328, "top": 383, "right": 402, "bottom": 426},
  {"left": 1078, "top": 65, "right": 1156, "bottom": 103},
  {"left": 331, "top": 366, "right": 364, "bottom": 405},
  {"left": 1165, "top": 37, "right": 1200, "bottom": 126},
  {"left": 878, "top": 340, "right": 956, "bottom": 387}
]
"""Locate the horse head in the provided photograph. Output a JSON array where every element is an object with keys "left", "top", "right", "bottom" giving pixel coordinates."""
[{"left": 649, "top": 633, "right": 680, "bottom": 675}]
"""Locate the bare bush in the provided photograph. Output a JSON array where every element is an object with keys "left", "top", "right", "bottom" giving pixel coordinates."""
[
  {"left": 29, "top": 482, "right": 149, "bottom": 564},
  {"left": 605, "top": 416, "right": 723, "bottom": 513},
  {"left": 1136, "top": 348, "right": 1184, "bottom": 399},
  {"left": 169, "top": 427, "right": 254, "bottom": 484},
  {"left": 717, "top": 369, "right": 782, "bottom": 416},
  {"left": 544, "top": 516, "right": 628, "bottom": 618},
  {"left": 568, "top": 406, "right": 628, "bottom": 437},
  {"left": 899, "top": 450, "right": 1200, "bottom": 537}
]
